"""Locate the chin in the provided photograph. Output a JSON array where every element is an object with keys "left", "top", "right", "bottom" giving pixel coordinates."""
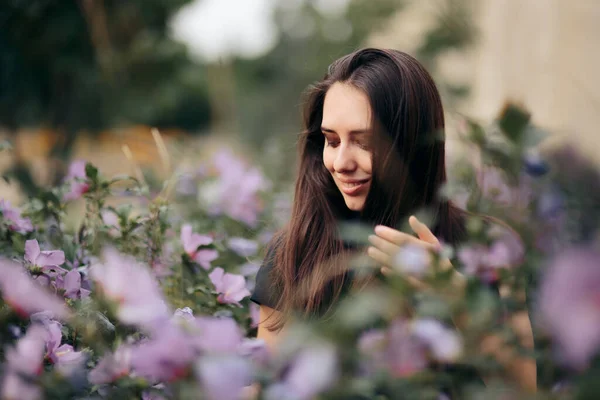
[{"left": 343, "top": 198, "right": 366, "bottom": 211}]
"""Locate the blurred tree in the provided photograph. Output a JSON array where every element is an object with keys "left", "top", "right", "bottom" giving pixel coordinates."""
[{"left": 0, "top": 0, "right": 212, "bottom": 194}]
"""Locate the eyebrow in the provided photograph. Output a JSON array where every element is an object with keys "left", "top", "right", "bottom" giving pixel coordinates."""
[{"left": 321, "top": 126, "right": 371, "bottom": 135}]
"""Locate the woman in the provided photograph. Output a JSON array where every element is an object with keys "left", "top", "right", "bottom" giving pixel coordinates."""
[{"left": 251, "top": 48, "right": 536, "bottom": 392}]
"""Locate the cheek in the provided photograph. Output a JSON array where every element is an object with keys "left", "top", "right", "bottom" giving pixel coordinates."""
[
  {"left": 323, "top": 148, "right": 334, "bottom": 172},
  {"left": 359, "top": 151, "right": 373, "bottom": 174}
]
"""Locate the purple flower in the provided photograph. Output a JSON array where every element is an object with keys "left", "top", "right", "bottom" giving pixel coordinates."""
[
  {"left": 393, "top": 244, "right": 432, "bottom": 277},
  {"left": 89, "top": 248, "right": 170, "bottom": 328},
  {"left": 1, "top": 324, "right": 46, "bottom": 400},
  {"left": 101, "top": 210, "right": 121, "bottom": 237},
  {"left": 0, "top": 258, "right": 70, "bottom": 319},
  {"left": 180, "top": 224, "right": 218, "bottom": 269},
  {"left": 458, "top": 227, "right": 524, "bottom": 280},
  {"left": 173, "top": 307, "right": 195, "bottom": 323},
  {"left": 63, "top": 160, "right": 90, "bottom": 201},
  {"left": 200, "top": 149, "right": 271, "bottom": 227},
  {"left": 196, "top": 355, "right": 252, "bottom": 400},
  {"left": 228, "top": 237, "right": 258, "bottom": 257},
  {"left": 537, "top": 247, "right": 600, "bottom": 369},
  {"left": 209, "top": 267, "right": 251, "bottom": 305},
  {"left": 89, "top": 345, "right": 132, "bottom": 384},
  {"left": 478, "top": 167, "right": 532, "bottom": 208},
  {"left": 194, "top": 317, "right": 243, "bottom": 354},
  {"left": 131, "top": 322, "right": 198, "bottom": 382},
  {"left": 38, "top": 319, "right": 86, "bottom": 375},
  {"left": 358, "top": 320, "right": 428, "bottom": 378},
  {"left": 412, "top": 319, "right": 462, "bottom": 362},
  {"left": 266, "top": 342, "right": 338, "bottom": 400},
  {"left": 24, "top": 239, "right": 67, "bottom": 276},
  {"left": 0, "top": 199, "right": 33, "bottom": 233},
  {"left": 62, "top": 269, "right": 91, "bottom": 299},
  {"left": 238, "top": 338, "right": 269, "bottom": 366}
]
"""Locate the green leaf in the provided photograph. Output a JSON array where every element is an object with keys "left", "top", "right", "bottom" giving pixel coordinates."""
[
  {"left": 85, "top": 163, "right": 99, "bottom": 181},
  {"left": 497, "top": 103, "right": 531, "bottom": 143}
]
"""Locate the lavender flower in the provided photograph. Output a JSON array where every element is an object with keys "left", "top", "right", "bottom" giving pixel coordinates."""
[
  {"left": 180, "top": 224, "right": 218, "bottom": 269},
  {"left": 0, "top": 199, "right": 33, "bottom": 233},
  {"left": 194, "top": 316, "right": 243, "bottom": 354},
  {"left": 88, "top": 345, "right": 132, "bottom": 385},
  {"left": 131, "top": 321, "right": 198, "bottom": 382},
  {"left": 537, "top": 247, "right": 600, "bottom": 369},
  {"left": 266, "top": 341, "right": 338, "bottom": 400},
  {"left": 62, "top": 269, "right": 91, "bottom": 299},
  {"left": 101, "top": 210, "right": 121, "bottom": 237},
  {"left": 200, "top": 149, "right": 271, "bottom": 227},
  {"left": 412, "top": 319, "right": 463, "bottom": 362},
  {"left": 0, "top": 258, "right": 70, "bottom": 319},
  {"left": 1, "top": 324, "right": 46, "bottom": 400},
  {"left": 209, "top": 267, "right": 251, "bottom": 305},
  {"left": 227, "top": 237, "right": 259, "bottom": 257},
  {"left": 24, "top": 239, "right": 67, "bottom": 276},
  {"left": 478, "top": 167, "right": 532, "bottom": 208},
  {"left": 196, "top": 355, "right": 252, "bottom": 400},
  {"left": 89, "top": 248, "right": 170, "bottom": 328},
  {"left": 358, "top": 320, "right": 429, "bottom": 378},
  {"left": 63, "top": 160, "right": 90, "bottom": 201},
  {"left": 39, "top": 319, "right": 86, "bottom": 376},
  {"left": 393, "top": 244, "right": 432, "bottom": 277},
  {"left": 458, "top": 227, "right": 524, "bottom": 281}
]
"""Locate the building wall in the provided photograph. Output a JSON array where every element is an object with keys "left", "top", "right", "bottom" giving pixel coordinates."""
[{"left": 369, "top": 0, "right": 600, "bottom": 162}]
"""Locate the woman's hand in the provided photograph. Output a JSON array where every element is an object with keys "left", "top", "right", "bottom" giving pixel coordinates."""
[{"left": 367, "top": 215, "right": 458, "bottom": 288}]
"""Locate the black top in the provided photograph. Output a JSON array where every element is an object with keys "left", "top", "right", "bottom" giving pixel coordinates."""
[{"left": 250, "top": 243, "right": 280, "bottom": 309}]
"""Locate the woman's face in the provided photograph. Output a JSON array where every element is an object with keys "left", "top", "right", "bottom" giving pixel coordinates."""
[{"left": 322, "top": 82, "right": 373, "bottom": 212}]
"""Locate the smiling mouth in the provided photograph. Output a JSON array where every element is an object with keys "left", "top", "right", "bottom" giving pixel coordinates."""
[{"left": 337, "top": 179, "right": 370, "bottom": 195}]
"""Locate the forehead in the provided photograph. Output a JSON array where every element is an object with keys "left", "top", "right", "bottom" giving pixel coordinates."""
[{"left": 322, "top": 82, "right": 372, "bottom": 132}]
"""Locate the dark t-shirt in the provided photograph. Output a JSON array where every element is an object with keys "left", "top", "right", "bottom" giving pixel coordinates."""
[{"left": 250, "top": 243, "right": 280, "bottom": 309}]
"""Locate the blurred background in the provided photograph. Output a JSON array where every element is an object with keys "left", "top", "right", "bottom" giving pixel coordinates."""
[{"left": 1, "top": 0, "right": 599, "bottom": 204}]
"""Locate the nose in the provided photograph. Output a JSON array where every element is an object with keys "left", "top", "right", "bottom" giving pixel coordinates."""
[{"left": 333, "top": 143, "right": 357, "bottom": 173}]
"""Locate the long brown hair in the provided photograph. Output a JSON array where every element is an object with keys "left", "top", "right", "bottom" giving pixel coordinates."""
[{"left": 268, "top": 48, "right": 466, "bottom": 329}]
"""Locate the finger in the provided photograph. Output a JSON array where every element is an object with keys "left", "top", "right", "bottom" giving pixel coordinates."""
[
  {"left": 380, "top": 266, "right": 393, "bottom": 276},
  {"left": 367, "top": 245, "right": 393, "bottom": 267},
  {"left": 368, "top": 234, "right": 401, "bottom": 258},
  {"left": 408, "top": 216, "right": 440, "bottom": 247},
  {"left": 374, "top": 225, "right": 424, "bottom": 247}
]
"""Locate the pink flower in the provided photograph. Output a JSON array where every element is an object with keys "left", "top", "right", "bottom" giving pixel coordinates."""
[
  {"left": 89, "top": 248, "right": 170, "bottom": 329},
  {"left": 266, "top": 341, "right": 338, "bottom": 400},
  {"left": 1, "top": 324, "right": 46, "bottom": 400},
  {"left": 89, "top": 345, "right": 132, "bottom": 385},
  {"left": 0, "top": 258, "right": 70, "bottom": 319},
  {"left": 180, "top": 224, "right": 218, "bottom": 270},
  {"left": 200, "top": 149, "right": 271, "bottom": 227},
  {"left": 227, "top": 237, "right": 258, "bottom": 257},
  {"left": 63, "top": 160, "right": 90, "bottom": 201},
  {"left": 0, "top": 199, "right": 33, "bottom": 233},
  {"left": 194, "top": 317, "right": 243, "bottom": 354},
  {"left": 537, "top": 247, "right": 600, "bottom": 369},
  {"left": 458, "top": 226, "right": 524, "bottom": 281},
  {"left": 196, "top": 355, "right": 252, "bottom": 400},
  {"left": 131, "top": 321, "right": 198, "bottom": 383},
  {"left": 61, "top": 269, "right": 91, "bottom": 299},
  {"left": 209, "top": 267, "right": 251, "bottom": 305},
  {"left": 24, "top": 239, "right": 67, "bottom": 276}
]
